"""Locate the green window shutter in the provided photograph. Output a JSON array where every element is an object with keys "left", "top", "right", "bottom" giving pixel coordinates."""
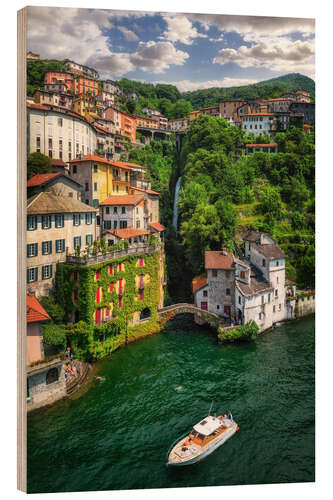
[
  {"left": 85, "top": 213, "right": 88, "bottom": 224},
  {"left": 26, "top": 268, "right": 30, "bottom": 283},
  {"left": 48, "top": 215, "right": 52, "bottom": 228},
  {"left": 79, "top": 214, "right": 81, "bottom": 226},
  {"left": 50, "top": 264, "right": 53, "bottom": 278},
  {"left": 79, "top": 237, "right": 81, "bottom": 247},
  {"left": 35, "top": 243, "right": 38, "bottom": 256},
  {"left": 62, "top": 239, "right": 65, "bottom": 251},
  {"left": 73, "top": 214, "right": 75, "bottom": 226},
  {"left": 49, "top": 241, "right": 52, "bottom": 254},
  {"left": 73, "top": 237, "right": 76, "bottom": 248},
  {"left": 26, "top": 245, "right": 30, "bottom": 257},
  {"left": 35, "top": 267, "right": 38, "bottom": 281},
  {"left": 42, "top": 266, "right": 45, "bottom": 280},
  {"left": 42, "top": 216, "right": 45, "bottom": 229},
  {"left": 34, "top": 216, "right": 37, "bottom": 230}
]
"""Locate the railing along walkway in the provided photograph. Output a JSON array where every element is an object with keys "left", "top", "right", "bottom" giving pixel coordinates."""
[{"left": 66, "top": 243, "right": 160, "bottom": 266}]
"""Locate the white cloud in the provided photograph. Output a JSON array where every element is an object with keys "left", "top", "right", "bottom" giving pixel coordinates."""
[
  {"left": 188, "top": 14, "right": 315, "bottom": 40},
  {"left": 155, "top": 77, "right": 259, "bottom": 92},
  {"left": 160, "top": 13, "right": 208, "bottom": 45},
  {"left": 130, "top": 41, "right": 189, "bottom": 73},
  {"left": 118, "top": 26, "right": 139, "bottom": 42},
  {"left": 213, "top": 37, "right": 315, "bottom": 76},
  {"left": 209, "top": 35, "right": 224, "bottom": 43}
]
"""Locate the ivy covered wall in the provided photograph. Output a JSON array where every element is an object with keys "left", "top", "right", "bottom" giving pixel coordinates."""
[{"left": 55, "top": 249, "right": 165, "bottom": 360}]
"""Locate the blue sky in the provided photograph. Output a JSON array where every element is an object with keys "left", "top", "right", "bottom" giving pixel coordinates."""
[{"left": 27, "top": 7, "right": 315, "bottom": 92}]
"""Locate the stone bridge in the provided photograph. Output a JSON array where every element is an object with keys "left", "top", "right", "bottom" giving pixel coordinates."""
[{"left": 157, "top": 303, "right": 226, "bottom": 330}]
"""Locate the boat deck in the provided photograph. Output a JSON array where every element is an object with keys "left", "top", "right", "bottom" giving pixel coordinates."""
[{"left": 168, "top": 416, "right": 237, "bottom": 465}]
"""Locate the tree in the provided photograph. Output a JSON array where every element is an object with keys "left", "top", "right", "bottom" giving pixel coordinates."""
[
  {"left": 258, "top": 184, "right": 283, "bottom": 220},
  {"left": 27, "top": 152, "right": 52, "bottom": 179},
  {"left": 214, "top": 198, "right": 237, "bottom": 245},
  {"left": 180, "top": 204, "right": 221, "bottom": 273},
  {"left": 40, "top": 295, "right": 65, "bottom": 324}
]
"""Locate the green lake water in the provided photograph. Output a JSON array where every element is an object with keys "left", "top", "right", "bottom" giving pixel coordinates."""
[{"left": 27, "top": 314, "right": 315, "bottom": 493}]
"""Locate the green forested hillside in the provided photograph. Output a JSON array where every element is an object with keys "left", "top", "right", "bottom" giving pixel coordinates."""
[
  {"left": 182, "top": 73, "right": 315, "bottom": 109},
  {"left": 27, "top": 59, "right": 67, "bottom": 96}
]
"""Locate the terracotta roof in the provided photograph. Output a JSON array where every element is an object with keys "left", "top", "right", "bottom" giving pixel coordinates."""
[
  {"left": 192, "top": 276, "right": 208, "bottom": 294},
  {"left": 27, "top": 172, "right": 61, "bottom": 187},
  {"left": 27, "top": 295, "right": 50, "bottom": 323},
  {"left": 103, "top": 228, "right": 150, "bottom": 239},
  {"left": 242, "top": 113, "right": 275, "bottom": 117},
  {"left": 108, "top": 160, "right": 132, "bottom": 171},
  {"left": 27, "top": 191, "right": 97, "bottom": 215},
  {"left": 252, "top": 243, "right": 287, "bottom": 260},
  {"left": 244, "top": 231, "right": 276, "bottom": 244},
  {"left": 205, "top": 251, "right": 234, "bottom": 270},
  {"left": 246, "top": 143, "right": 278, "bottom": 148},
  {"left": 132, "top": 186, "right": 160, "bottom": 196},
  {"left": 149, "top": 222, "right": 165, "bottom": 232},
  {"left": 123, "top": 162, "right": 146, "bottom": 169},
  {"left": 101, "top": 194, "right": 144, "bottom": 206},
  {"left": 51, "top": 158, "right": 67, "bottom": 167},
  {"left": 27, "top": 102, "right": 49, "bottom": 111},
  {"left": 263, "top": 98, "right": 293, "bottom": 101},
  {"left": 27, "top": 172, "right": 82, "bottom": 189},
  {"left": 68, "top": 155, "right": 110, "bottom": 164}
]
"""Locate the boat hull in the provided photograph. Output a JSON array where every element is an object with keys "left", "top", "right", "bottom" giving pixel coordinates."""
[{"left": 167, "top": 423, "right": 237, "bottom": 467}]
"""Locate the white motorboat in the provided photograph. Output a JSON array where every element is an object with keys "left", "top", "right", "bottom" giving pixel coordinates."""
[{"left": 167, "top": 412, "right": 239, "bottom": 466}]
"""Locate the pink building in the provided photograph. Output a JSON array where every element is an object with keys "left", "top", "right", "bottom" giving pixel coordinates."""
[{"left": 27, "top": 294, "right": 50, "bottom": 365}]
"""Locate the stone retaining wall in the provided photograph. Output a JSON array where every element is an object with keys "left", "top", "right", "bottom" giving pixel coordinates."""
[{"left": 296, "top": 294, "right": 315, "bottom": 318}]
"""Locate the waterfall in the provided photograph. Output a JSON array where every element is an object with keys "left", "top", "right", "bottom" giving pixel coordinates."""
[{"left": 172, "top": 176, "right": 182, "bottom": 234}]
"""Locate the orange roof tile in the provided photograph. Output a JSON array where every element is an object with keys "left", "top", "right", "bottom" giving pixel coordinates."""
[
  {"left": 27, "top": 295, "right": 50, "bottom": 323},
  {"left": 108, "top": 160, "right": 132, "bottom": 171},
  {"left": 192, "top": 276, "right": 208, "bottom": 293},
  {"left": 205, "top": 251, "right": 234, "bottom": 270},
  {"left": 246, "top": 143, "right": 278, "bottom": 147},
  {"left": 242, "top": 113, "right": 275, "bottom": 117},
  {"left": 103, "top": 228, "right": 150, "bottom": 239},
  {"left": 27, "top": 102, "right": 49, "bottom": 111},
  {"left": 149, "top": 222, "right": 165, "bottom": 232},
  {"left": 51, "top": 158, "right": 67, "bottom": 167},
  {"left": 27, "top": 172, "right": 61, "bottom": 187},
  {"left": 132, "top": 186, "right": 160, "bottom": 196},
  {"left": 101, "top": 194, "right": 145, "bottom": 206},
  {"left": 68, "top": 155, "right": 110, "bottom": 164}
]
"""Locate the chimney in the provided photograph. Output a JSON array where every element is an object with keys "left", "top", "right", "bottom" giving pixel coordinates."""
[{"left": 221, "top": 247, "right": 228, "bottom": 256}]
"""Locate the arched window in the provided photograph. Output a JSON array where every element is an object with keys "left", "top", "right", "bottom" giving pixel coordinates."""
[
  {"left": 140, "top": 308, "right": 151, "bottom": 320},
  {"left": 46, "top": 367, "right": 59, "bottom": 385}
]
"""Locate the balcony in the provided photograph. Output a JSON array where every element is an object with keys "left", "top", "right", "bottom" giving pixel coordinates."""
[{"left": 66, "top": 242, "right": 161, "bottom": 266}]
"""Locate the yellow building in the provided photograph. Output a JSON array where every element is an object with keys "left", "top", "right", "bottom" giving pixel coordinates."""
[
  {"left": 74, "top": 95, "right": 103, "bottom": 122},
  {"left": 68, "top": 155, "right": 131, "bottom": 207}
]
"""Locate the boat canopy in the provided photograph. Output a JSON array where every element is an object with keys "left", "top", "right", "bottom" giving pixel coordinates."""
[{"left": 193, "top": 416, "right": 223, "bottom": 436}]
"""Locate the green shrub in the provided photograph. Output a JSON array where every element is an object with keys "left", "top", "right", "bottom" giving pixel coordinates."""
[
  {"left": 218, "top": 320, "right": 259, "bottom": 343},
  {"left": 43, "top": 323, "right": 66, "bottom": 347}
]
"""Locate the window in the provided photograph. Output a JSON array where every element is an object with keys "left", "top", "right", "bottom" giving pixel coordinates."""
[
  {"left": 42, "top": 215, "right": 51, "bottom": 229},
  {"left": 118, "top": 263, "right": 122, "bottom": 273},
  {"left": 55, "top": 214, "right": 64, "bottom": 228},
  {"left": 136, "top": 207, "right": 139, "bottom": 214},
  {"left": 93, "top": 199, "right": 99, "bottom": 208},
  {"left": 27, "top": 243, "right": 38, "bottom": 257},
  {"left": 212, "top": 270, "right": 218, "bottom": 277},
  {"left": 276, "top": 261, "right": 279, "bottom": 267},
  {"left": 27, "top": 215, "right": 37, "bottom": 231},
  {"left": 106, "top": 207, "right": 110, "bottom": 215},
  {"left": 94, "top": 182, "right": 97, "bottom": 191},
  {"left": 275, "top": 289, "right": 278, "bottom": 297},
  {"left": 109, "top": 282, "right": 114, "bottom": 292},
  {"left": 238, "top": 296, "right": 241, "bottom": 305},
  {"left": 27, "top": 267, "right": 38, "bottom": 283},
  {"left": 42, "top": 264, "right": 53, "bottom": 280},
  {"left": 48, "top": 137, "right": 52, "bottom": 148},
  {"left": 240, "top": 271, "right": 245, "bottom": 279},
  {"left": 139, "top": 258, "right": 144, "bottom": 267},
  {"left": 122, "top": 207, "right": 126, "bottom": 214},
  {"left": 86, "top": 234, "right": 93, "bottom": 246},
  {"left": 203, "top": 290, "right": 208, "bottom": 297},
  {"left": 36, "top": 136, "right": 40, "bottom": 149},
  {"left": 259, "top": 312, "right": 264, "bottom": 320},
  {"left": 120, "top": 221, "right": 127, "bottom": 229},
  {"left": 226, "top": 288, "right": 230, "bottom": 296},
  {"left": 262, "top": 259, "right": 266, "bottom": 267},
  {"left": 42, "top": 241, "right": 52, "bottom": 255},
  {"left": 113, "top": 220, "right": 117, "bottom": 229},
  {"left": 73, "top": 214, "right": 81, "bottom": 226},
  {"left": 73, "top": 165, "right": 77, "bottom": 174},
  {"left": 136, "top": 220, "right": 140, "bottom": 228},
  {"left": 268, "top": 293, "right": 271, "bottom": 303},
  {"left": 139, "top": 290, "right": 144, "bottom": 301},
  {"left": 85, "top": 182, "right": 89, "bottom": 192},
  {"left": 96, "top": 287, "right": 101, "bottom": 304},
  {"left": 73, "top": 236, "right": 81, "bottom": 249},
  {"left": 46, "top": 367, "right": 59, "bottom": 385},
  {"left": 113, "top": 207, "right": 118, "bottom": 214},
  {"left": 273, "top": 305, "right": 276, "bottom": 313},
  {"left": 93, "top": 164, "right": 98, "bottom": 173},
  {"left": 85, "top": 213, "right": 92, "bottom": 225},
  {"left": 261, "top": 295, "right": 264, "bottom": 304},
  {"left": 56, "top": 239, "right": 65, "bottom": 253}
]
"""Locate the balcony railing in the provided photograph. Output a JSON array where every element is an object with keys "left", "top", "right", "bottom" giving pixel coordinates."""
[{"left": 66, "top": 243, "right": 160, "bottom": 266}]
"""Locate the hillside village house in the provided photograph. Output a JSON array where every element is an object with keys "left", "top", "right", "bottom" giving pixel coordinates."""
[
  {"left": 27, "top": 172, "right": 83, "bottom": 200},
  {"left": 26, "top": 294, "right": 67, "bottom": 412},
  {"left": 44, "top": 71, "right": 74, "bottom": 90},
  {"left": 93, "top": 123, "right": 115, "bottom": 159},
  {"left": 193, "top": 232, "right": 294, "bottom": 332},
  {"left": 44, "top": 82, "right": 68, "bottom": 94},
  {"left": 27, "top": 103, "right": 97, "bottom": 161},
  {"left": 168, "top": 117, "right": 189, "bottom": 132},
  {"left": 101, "top": 80, "right": 123, "bottom": 96},
  {"left": 68, "top": 155, "right": 131, "bottom": 208},
  {"left": 27, "top": 192, "right": 97, "bottom": 296},
  {"left": 136, "top": 115, "right": 159, "bottom": 129},
  {"left": 245, "top": 143, "right": 278, "bottom": 154},
  {"left": 241, "top": 113, "right": 276, "bottom": 137},
  {"left": 142, "top": 107, "right": 168, "bottom": 129},
  {"left": 219, "top": 99, "right": 247, "bottom": 124},
  {"left": 64, "top": 60, "right": 99, "bottom": 80},
  {"left": 34, "top": 89, "right": 73, "bottom": 110},
  {"left": 100, "top": 194, "right": 147, "bottom": 232}
]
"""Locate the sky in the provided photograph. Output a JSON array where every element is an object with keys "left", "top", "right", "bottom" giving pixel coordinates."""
[{"left": 27, "top": 7, "right": 315, "bottom": 92}]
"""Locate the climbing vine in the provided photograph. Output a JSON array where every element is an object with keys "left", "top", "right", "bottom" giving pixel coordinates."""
[{"left": 55, "top": 249, "right": 164, "bottom": 360}]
